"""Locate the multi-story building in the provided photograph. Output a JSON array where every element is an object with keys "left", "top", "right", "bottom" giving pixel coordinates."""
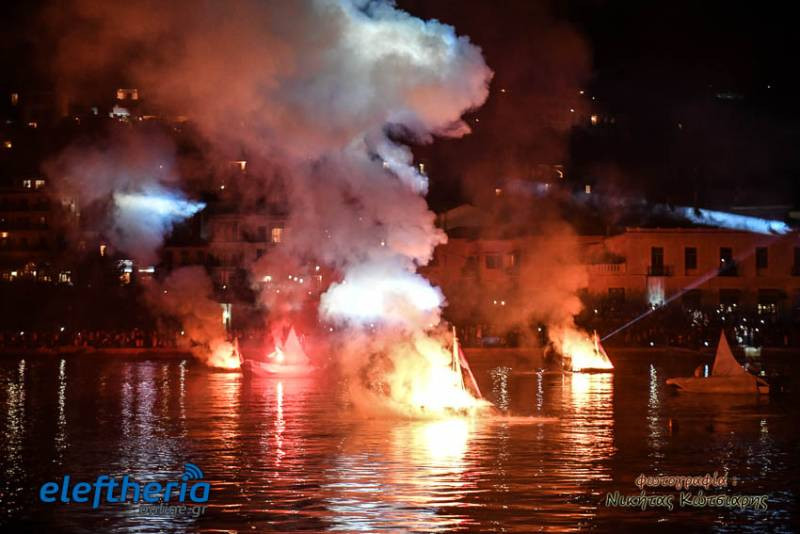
[
  {"left": 0, "top": 176, "right": 76, "bottom": 283},
  {"left": 584, "top": 228, "right": 800, "bottom": 314},
  {"left": 422, "top": 227, "right": 800, "bottom": 320},
  {"left": 162, "top": 158, "right": 288, "bottom": 291}
]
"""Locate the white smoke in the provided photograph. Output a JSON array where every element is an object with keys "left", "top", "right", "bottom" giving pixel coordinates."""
[{"left": 48, "top": 0, "right": 493, "bottom": 404}]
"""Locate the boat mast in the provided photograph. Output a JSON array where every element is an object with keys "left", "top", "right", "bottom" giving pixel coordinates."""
[{"left": 452, "top": 326, "right": 465, "bottom": 390}]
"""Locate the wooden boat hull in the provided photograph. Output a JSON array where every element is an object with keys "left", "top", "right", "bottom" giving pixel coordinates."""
[
  {"left": 242, "top": 360, "right": 314, "bottom": 378},
  {"left": 666, "top": 375, "right": 769, "bottom": 394}
]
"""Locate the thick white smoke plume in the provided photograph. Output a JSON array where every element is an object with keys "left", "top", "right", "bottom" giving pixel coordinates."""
[{"left": 47, "top": 0, "right": 493, "bottom": 409}]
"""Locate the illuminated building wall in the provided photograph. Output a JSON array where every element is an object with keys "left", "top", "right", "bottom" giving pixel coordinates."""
[{"left": 423, "top": 228, "right": 800, "bottom": 317}]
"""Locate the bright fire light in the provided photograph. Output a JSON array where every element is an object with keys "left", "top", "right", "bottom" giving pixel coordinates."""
[
  {"left": 380, "top": 332, "right": 490, "bottom": 418},
  {"left": 207, "top": 340, "right": 242, "bottom": 370},
  {"left": 555, "top": 329, "right": 614, "bottom": 372},
  {"left": 268, "top": 346, "right": 286, "bottom": 364}
]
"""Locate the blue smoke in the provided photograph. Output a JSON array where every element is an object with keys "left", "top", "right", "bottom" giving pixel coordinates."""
[
  {"left": 673, "top": 206, "right": 791, "bottom": 235},
  {"left": 111, "top": 186, "right": 205, "bottom": 262}
]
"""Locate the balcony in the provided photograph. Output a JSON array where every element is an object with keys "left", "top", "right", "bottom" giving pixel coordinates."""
[
  {"left": 647, "top": 264, "right": 673, "bottom": 276},
  {"left": 588, "top": 263, "right": 627, "bottom": 275}
]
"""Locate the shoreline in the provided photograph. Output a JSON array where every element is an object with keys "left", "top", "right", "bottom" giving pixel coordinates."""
[{"left": 1, "top": 346, "right": 798, "bottom": 360}]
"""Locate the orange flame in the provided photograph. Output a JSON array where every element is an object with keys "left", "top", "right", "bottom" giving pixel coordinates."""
[
  {"left": 381, "top": 333, "right": 490, "bottom": 418},
  {"left": 207, "top": 340, "right": 242, "bottom": 369},
  {"left": 554, "top": 328, "right": 614, "bottom": 372}
]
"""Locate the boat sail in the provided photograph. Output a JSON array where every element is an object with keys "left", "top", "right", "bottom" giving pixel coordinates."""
[
  {"left": 452, "top": 327, "right": 482, "bottom": 399},
  {"left": 241, "top": 326, "right": 314, "bottom": 377}
]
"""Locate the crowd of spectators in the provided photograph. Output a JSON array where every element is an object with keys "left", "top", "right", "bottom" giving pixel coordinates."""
[
  {"left": 0, "top": 328, "right": 182, "bottom": 350},
  {"left": 456, "top": 304, "right": 799, "bottom": 350},
  {"left": 592, "top": 305, "right": 796, "bottom": 349}
]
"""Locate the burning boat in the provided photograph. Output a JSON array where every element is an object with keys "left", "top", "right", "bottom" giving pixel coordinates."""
[
  {"left": 358, "top": 328, "right": 493, "bottom": 418},
  {"left": 406, "top": 329, "right": 490, "bottom": 417},
  {"left": 559, "top": 330, "right": 615, "bottom": 373},
  {"left": 240, "top": 327, "right": 315, "bottom": 378},
  {"left": 666, "top": 331, "right": 769, "bottom": 394}
]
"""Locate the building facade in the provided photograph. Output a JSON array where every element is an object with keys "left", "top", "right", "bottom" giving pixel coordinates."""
[{"left": 422, "top": 228, "right": 800, "bottom": 320}]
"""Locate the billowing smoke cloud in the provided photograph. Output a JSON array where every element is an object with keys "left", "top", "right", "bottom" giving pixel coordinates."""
[
  {"left": 42, "top": 0, "right": 492, "bottom": 409},
  {"left": 44, "top": 129, "right": 204, "bottom": 264},
  {"left": 146, "top": 267, "right": 238, "bottom": 368},
  {"left": 395, "top": 2, "right": 597, "bottom": 355}
]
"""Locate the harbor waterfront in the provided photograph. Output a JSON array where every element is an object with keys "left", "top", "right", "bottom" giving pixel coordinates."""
[
  {"left": 1, "top": 350, "right": 797, "bottom": 532},
  {"left": 3, "top": 0, "right": 800, "bottom": 531}
]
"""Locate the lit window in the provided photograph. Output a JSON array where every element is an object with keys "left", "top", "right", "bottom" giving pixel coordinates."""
[
  {"left": 10, "top": 93, "right": 19, "bottom": 106},
  {"left": 116, "top": 88, "right": 139, "bottom": 100},
  {"left": 590, "top": 114, "right": 598, "bottom": 125},
  {"left": 100, "top": 244, "right": 107, "bottom": 256},
  {"left": 35, "top": 179, "right": 46, "bottom": 189},
  {"left": 221, "top": 303, "right": 232, "bottom": 328},
  {"left": 110, "top": 105, "right": 130, "bottom": 118},
  {"left": 22, "top": 180, "right": 32, "bottom": 189},
  {"left": 584, "top": 184, "right": 592, "bottom": 194},
  {"left": 271, "top": 227, "right": 283, "bottom": 244},
  {"left": 3, "top": 140, "right": 11, "bottom": 149}
]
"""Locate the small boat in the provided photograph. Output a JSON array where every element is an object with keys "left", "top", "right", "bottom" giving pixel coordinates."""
[
  {"left": 562, "top": 331, "right": 614, "bottom": 373},
  {"left": 666, "top": 331, "right": 769, "bottom": 394},
  {"left": 240, "top": 327, "right": 315, "bottom": 378}
]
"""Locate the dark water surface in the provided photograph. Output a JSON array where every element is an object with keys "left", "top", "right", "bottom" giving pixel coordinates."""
[{"left": 0, "top": 351, "right": 798, "bottom": 532}]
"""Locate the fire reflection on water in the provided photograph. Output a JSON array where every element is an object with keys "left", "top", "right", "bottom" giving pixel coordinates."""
[
  {"left": 560, "top": 371, "right": 615, "bottom": 483},
  {"left": 322, "top": 416, "right": 479, "bottom": 532},
  {"left": 1, "top": 357, "right": 795, "bottom": 531},
  {"left": 274, "top": 381, "right": 285, "bottom": 466}
]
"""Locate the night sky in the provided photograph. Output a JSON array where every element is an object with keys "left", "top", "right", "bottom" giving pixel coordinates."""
[{"left": 3, "top": 0, "right": 799, "bottom": 210}]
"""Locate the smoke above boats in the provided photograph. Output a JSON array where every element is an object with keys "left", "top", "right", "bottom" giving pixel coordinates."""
[{"left": 41, "top": 0, "right": 495, "bottom": 414}]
